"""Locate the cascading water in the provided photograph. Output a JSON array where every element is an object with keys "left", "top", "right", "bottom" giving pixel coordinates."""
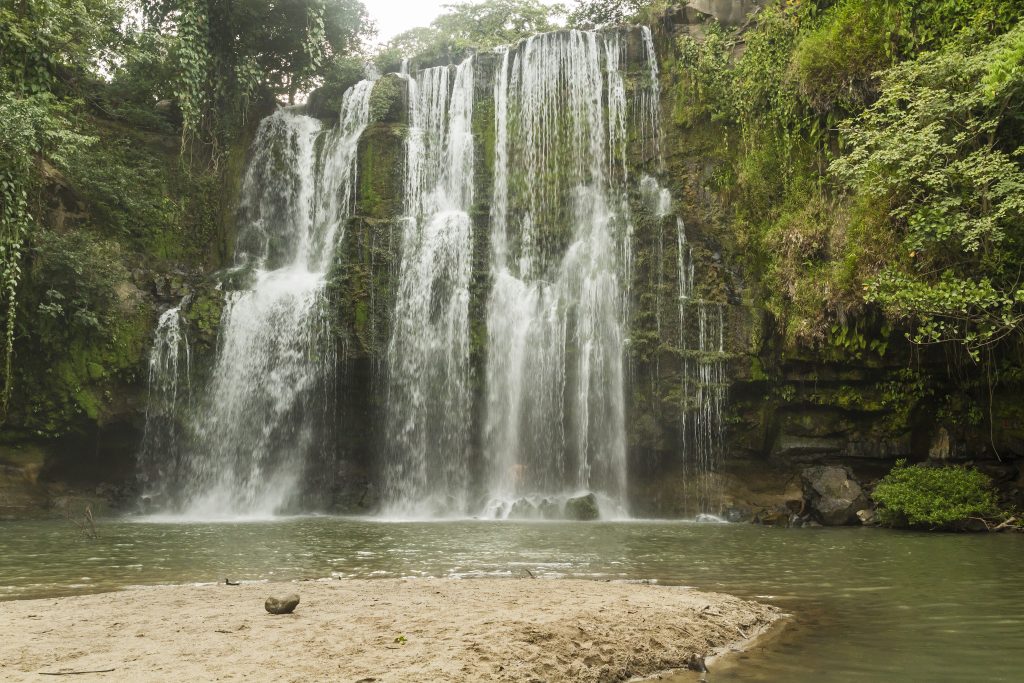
[
  {"left": 143, "top": 81, "right": 375, "bottom": 518},
  {"left": 138, "top": 24, "right": 727, "bottom": 520},
  {"left": 383, "top": 59, "right": 476, "bottom": 516},
  {"left": 482, "top": 30, "right": 646, "bottom": 518},
  {"left": 137, "top": 305, "right": 191, "bottom": 505}
]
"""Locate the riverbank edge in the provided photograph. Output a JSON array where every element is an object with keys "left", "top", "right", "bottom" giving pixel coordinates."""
[{"left": 1, "top": 577, "right": 781, "bottom": 682}]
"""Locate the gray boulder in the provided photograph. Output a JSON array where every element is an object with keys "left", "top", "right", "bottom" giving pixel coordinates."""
[
  {"left": 801, "top": 465, "right": 870, "bottom": 526},
  {"left": 265, "top": 593, "right": 300, "bottom": 615}
]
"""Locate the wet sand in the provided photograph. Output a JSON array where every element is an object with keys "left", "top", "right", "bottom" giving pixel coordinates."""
[{"left": 1, "top": 578, "right": 780, "bottom": 682}]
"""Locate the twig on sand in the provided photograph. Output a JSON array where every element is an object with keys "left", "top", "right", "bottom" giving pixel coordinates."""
[{"left": 39, "top": 668, "right": 116, "bottom": 675}]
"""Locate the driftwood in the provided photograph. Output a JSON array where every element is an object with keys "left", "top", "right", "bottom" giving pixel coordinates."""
[
  {"left": 62, "top": 500, "right": 98, "bottom": 540},
  {"left": 39, "top": 668, "right": 116, "bottom": 675},
  {"left": 993, "top": 517, "right": 1018, "bottom": 531}
]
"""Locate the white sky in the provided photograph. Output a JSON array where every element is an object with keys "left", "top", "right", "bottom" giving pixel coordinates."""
[{"left": 367, "top": 0, "right": 568, "bottom": 44}]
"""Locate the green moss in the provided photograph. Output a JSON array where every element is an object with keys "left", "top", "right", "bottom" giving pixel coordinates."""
[
  {"left": 357, "top": 124, "right": 406, "bottom": 219},
  {"left": 182, "top": 287, "right": 226, "bottom": 350},
  {"left": 789, "top": 0, "right": 896, "bottom": 114},
  {"left": 749, "top": 356, "right": 768, "bottom": 382}
]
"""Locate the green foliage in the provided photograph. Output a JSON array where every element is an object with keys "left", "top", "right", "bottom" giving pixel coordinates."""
[
  {"left": 0, "top": 0, "right": 129, "bottom": 96},
  {"left": 872, "top": 459, "right": 999, "bottom": 528},
  {"left": 0, "top": 91, "right": 96, "bottom": 421},
  {"left": 368, "top": 76, "right": 402, "bottom": 123},
  {"left": 673, "top": 23, "right": 736, "bottom": 127},
  {"left": 13, "top": 227, "right": 149, "bottom": 436},
  {"left": 890, "top": 0, "right": 1024, "bottom": 51},
  {"left": 670, "top": 0, "right": 1024, "bottom": 361},
  {"left": 26, "top": 230, "right": 131, "bottom": 340},
  {"left": 832, "top": 25, "right": 1024, "bottom": 359}
]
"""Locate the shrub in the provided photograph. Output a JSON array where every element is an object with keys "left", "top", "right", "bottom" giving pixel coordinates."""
[{"left": 872, "top": 460, "right": 999, "bottom": 528}]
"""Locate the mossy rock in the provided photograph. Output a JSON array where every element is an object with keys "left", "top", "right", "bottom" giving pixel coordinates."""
[
  {"left": 357, "top": 123, "right": 407, "bottom": 219},
  {"left": 182, "top": 286, "right": 226, "bottom": 350},
  {"left": 564, "top": 492, "right": 600, "bottom": 521}
]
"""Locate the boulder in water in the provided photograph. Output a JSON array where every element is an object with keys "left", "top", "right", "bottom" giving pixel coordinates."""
[
  {"left": 801, "top": 465, "right": 869, "bottom": 526},
  {"left": 508, "top": 498, "right": 538, "bottom": 520},
  {"left": 856, "top": 508, "right": 878, "bottom": 526},
  {"left": 538, "top": 498, "right": 562, "bottom": 520},
  {"left": 265, "top": 593, "right": 300, "bottom": 615},
  {"left": 564, "top": 493, "right": 600, "bottom": 521}
]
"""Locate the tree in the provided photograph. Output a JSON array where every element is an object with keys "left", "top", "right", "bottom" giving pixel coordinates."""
[
  {"left": 566, "top": 0, "right": 644, "bottom": 29},
  {"left": 142, "top": 0, "right": 374, "bottom": 152},
  {"left": 380, "top": 0, "right": 565, "bottom": 65},
  {"left": 431, "top": 0, "right": 565, "bottom": 50},
  {"left": 0, "top": 0, "right": 131, "bottom": 95}
]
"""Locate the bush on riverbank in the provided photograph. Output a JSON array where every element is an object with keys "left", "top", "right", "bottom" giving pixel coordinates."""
[{"left": 872, "top": 460, "right": 999, "bottom": 529}]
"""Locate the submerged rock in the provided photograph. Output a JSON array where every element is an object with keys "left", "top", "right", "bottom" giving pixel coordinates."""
[
  {"left": 508, "top": 499, "right": 538, "bottom": 520},
  {"left": 801, "top": 466, "right": 870, "bottom": 526},
  {"left": 856, "top": 508, "right": 877, "bottom": 526},
  {"left": 265, "top": 594, "right": 300, "bottom": 615},
  {"left": 564, "top": 493, "right": 600, "bottom": 521}
]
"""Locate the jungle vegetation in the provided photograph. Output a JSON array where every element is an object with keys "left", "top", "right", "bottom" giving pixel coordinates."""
[{"left": 2, "top": 0, "right": 1023, "bottom": 458}]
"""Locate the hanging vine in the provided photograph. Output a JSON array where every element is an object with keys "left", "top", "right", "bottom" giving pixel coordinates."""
[
  {"left": 0, "top": 101, "right": 35, "bottom": 422},
  {"left": 173, "top": 0, "right": 212, "bottom": 153}
]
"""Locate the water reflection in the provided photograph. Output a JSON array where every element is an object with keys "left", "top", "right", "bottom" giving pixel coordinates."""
[{"left": 0, "top": 518, "right": 1021, "bottom": 682}]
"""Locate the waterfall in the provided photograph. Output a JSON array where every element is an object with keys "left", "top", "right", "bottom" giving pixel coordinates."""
[
  {"left": 136, "top": 24, "right": 728, "bottom": 520},
  {"left": 383, "top": 59, "right": 476, "bottom": 516},
  {"left": 143, "top": 80, "right": 375, "bottom": 518},
  {"left": 483, "top": 30, "right": 637, "bottom": 518},
  {"left": 137, "top": 305, "right": 190, "bottom": 506}
]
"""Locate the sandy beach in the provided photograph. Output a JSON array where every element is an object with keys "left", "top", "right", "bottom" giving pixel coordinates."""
[{"left": 0, "top": 578, "right": 780, "bottom": 682}]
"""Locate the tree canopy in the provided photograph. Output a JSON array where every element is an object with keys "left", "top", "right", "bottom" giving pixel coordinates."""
[{"left": 379, "top": 0, "right": 565, "bottom": 66}]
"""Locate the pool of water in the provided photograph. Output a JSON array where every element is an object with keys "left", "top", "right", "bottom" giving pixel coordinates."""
[{"left": 1, "top": 517, "right": 1021, "bottom": 681}]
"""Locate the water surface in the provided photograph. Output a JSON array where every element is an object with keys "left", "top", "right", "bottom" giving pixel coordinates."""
[{"left": 1, "top": 518, "right": 1021, "bottom": 681}]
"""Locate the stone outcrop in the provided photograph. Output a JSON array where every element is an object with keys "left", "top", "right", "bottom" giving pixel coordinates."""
[{"left": 800, "top": 466, "right": 870, "bottom": 526}]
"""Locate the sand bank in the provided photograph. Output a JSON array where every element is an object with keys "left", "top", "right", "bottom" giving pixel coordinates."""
[{"left": 1, "top": 578, "right": 780, "bottom": 682}]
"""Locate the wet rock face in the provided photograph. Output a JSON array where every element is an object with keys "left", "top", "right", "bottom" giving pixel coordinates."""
[{"left": 800, "top": 465, "right": 870, "bottom": 526}]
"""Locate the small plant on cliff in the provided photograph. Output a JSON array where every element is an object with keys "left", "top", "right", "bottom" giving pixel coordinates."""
[{"left": 872, "top": 460, "right": 999, "bottom": 529}]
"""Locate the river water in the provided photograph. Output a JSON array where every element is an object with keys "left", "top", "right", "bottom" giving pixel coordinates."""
[{"left": 0, "top": 518, "right": 1021, "bottom": 681}]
